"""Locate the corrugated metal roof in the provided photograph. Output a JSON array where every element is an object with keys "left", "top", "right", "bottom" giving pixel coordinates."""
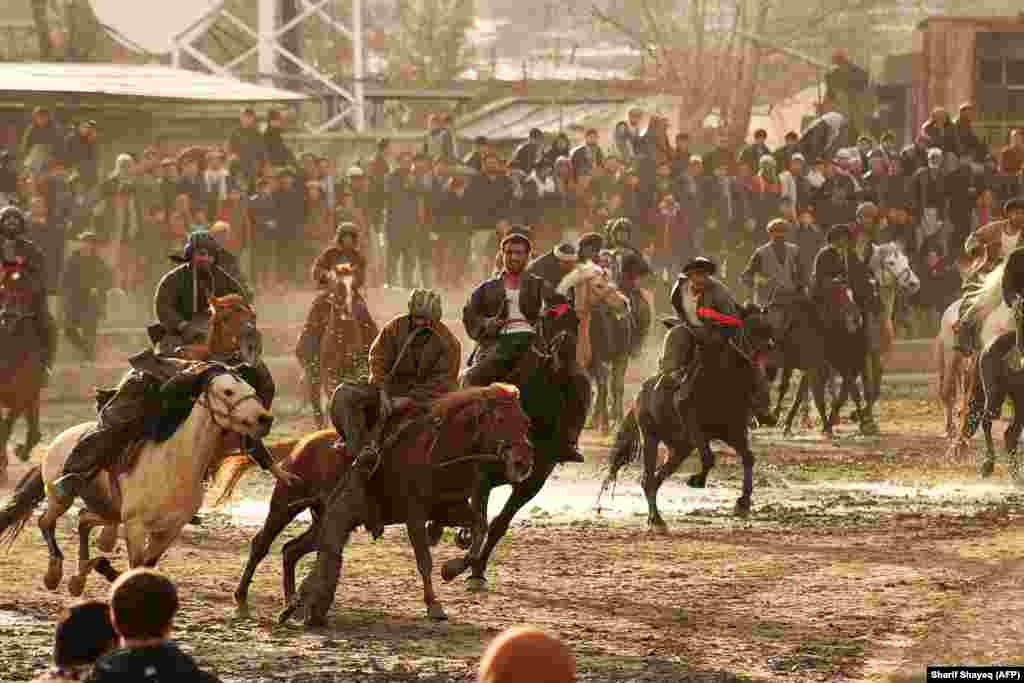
[
  {"left": 0, "top": 63, "right": 308, "bottom": 103},
  {"left": 457, "top": 98, "right": 630, "bottom": 142}
]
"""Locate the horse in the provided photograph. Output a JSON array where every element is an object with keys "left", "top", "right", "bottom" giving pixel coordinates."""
[
  {"left": 438, "top": 305, "right": 600, "bottom": 592},
  {"left": 302, "top": 264, "right": 377, "bottom": 428},
  {"left": 599, "top": 309, "right": 775, "bottom": 532},
  {"left": 0, "top": 361, "right": 273, "bottom": 596},
  {"left": 766, "top": 282, "right": 868, "bottom": 435},
  {"left": 861, "top": 241, "right": 920, "bottom": 420},
  {"left": 557, "top": 263, "right": 632, "bottom": 433},
  {"left": 277, "top": 383, "right": 535, "bottom": 626},
  {"left": 937, "top": 297, "right": 967, "bottom": 438},
  {"left": 0, "top": 265, "right": 46, "bottom": 477}
]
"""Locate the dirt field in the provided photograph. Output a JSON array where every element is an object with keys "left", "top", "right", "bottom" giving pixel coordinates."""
[{"left": 2, "top": 385, "right": 1024, "bottom": 682}]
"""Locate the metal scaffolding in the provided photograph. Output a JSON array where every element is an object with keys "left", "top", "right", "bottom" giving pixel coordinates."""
[{"left": 171, "top": 0, "right": 365, "bottom": 132}]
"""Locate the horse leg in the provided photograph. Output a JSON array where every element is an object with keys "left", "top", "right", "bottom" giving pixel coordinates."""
[
  {"left": 96, "top": 524, "right": 119, "bottom": 553},
  {"left": 591, "top": 363, "right": 609, "bottom": 433},
  {"left": 979, "top": 415, "right": 997, "bottom": 478},
  {"left": 679, "top": 440, "right": 708, "bottom": 489},
  {"left": 827, "top": 374, "right": 851, "bottom": 436},
  {"left": 16, "top": 398, "right": 42, "bottom": 463},
  {"left": 783, "top": 374, "right": 809, "bottom": 437},
  {"left": 236, "top": 496, "right": 307, "bottom": 614},
  {"left": 38, "top": 494, "right": 70, "bottom": 591},
  {"left": 734, "top": 433, "right": 756, "bottom": 518},
  {"left": 282, "top": 522, "right": 321, "bottom": 604},
  {"left": 1005, "top": 411, "right": 1024, "bottom": 485},
  {"left": 0, "top": 412, "right": 11, "bottom": 478},
  {"left": 467, "top": 464, "right": 554, "bottom": 591},
  {"left": 610, "top": 355, "right": 628, "bottom": 424},
  {"left": 68, "top": 511, "right": 108, "bottom": 597},
  {"left": 773, "top": 366, "right": 794, "bottom": 425},
  {"left": 442, "top": 480, "right": 494, "bottom": 583},
  {"left": 140, "top": 527, "right": 180, "bottom": 568},
  {"left": 640, "top": 429, "right": 669, "bottom": 534},
  {"left": 407, "top": 511, "right": 446, "bottom": 621}
]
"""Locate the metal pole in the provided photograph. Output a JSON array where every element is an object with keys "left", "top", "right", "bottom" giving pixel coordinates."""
[
  {"left": 353, "top": 0, "right": 365, "bottom": 131},
  {"left": 258, "top": 0, "right": 278, "bottom": 87}
]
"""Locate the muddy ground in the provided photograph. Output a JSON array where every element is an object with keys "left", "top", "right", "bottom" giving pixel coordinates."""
[{"left": 2, "top": 381, "right": 1024, "bottom": 682}]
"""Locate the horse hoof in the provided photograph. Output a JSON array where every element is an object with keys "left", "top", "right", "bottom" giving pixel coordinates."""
[
  {"left": 427, "top": 603, "right": 448, "bottom": 621},
  {"left": 647, "top": 520, "right": 669, "bottom": 535},
  {"left": 303, "top": 613, "right": 328, "bottom": 629},
  {"left": 15, "top": 445, "right": 32, "bottom": 462},
  {"left": 686, "top": 474, "right": 707, "bottom": 489},
  {"left": 979, "top": 460, "right": 995, "bottom": 478},
  {"left": 735, "top": 498, "right": 752, "bottom": 518},
  {"left": 278, "top": 602, "right": 300, "bottom": 625},
  {"left": 465, "top": 576, "right": 488, "bottom": 593},
  {"left": 68, "top": 574, "right": 87, "bottom": 597},
  {"left": 92, "top": 557, "right": 119, "bottom": 582},
  {"left": 441, "top": 558, "right": 468, "bottom": 583},
  {"left": 234, "top": 602, "right": 251, "bottom": 620},
  {"left": 44, "top": 559, "right": 63, "bottom": 591}
]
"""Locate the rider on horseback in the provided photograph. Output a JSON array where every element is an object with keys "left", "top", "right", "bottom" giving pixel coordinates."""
[
  {"left": 661, "top": 257, "right": 761, "bottom": 408},
  {"left": 741, "top": 218, "right": 805, "bottom": 307},
  {"left": 463, "top": 229, "right": 587, "bottom": 463},
  {"left": 51, "top": 234, "right": 294, "bottom": 505},
  {"left": 0, "top": 205, "right": 56, "bottom": 384},
  {"left": 811, "top": 224, "right": 852, "bottom": 302},
  {"left": 954, "top": 198, "right": 1024, "bottom": 357},
  {"left": 604, "top": 218, "right": 652, "bottom": 354},
  {"left": 330, "top": 288, "right": 461, "bottom": 537},
  {"left": 152, "top": 232, "right": 250, "bottom": 355},
  {"left": 296, "top": 222, "right": 374, "bottom": 411}
]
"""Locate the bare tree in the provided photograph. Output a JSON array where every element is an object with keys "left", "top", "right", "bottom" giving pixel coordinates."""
[{"left": 387, "top": 0, "right": 477, "bottom": 85}]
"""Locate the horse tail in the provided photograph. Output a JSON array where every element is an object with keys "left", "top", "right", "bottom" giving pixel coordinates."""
[
  {"left": 600, "top": 406, "right": 642, "bottom": 497},
  {"left": 0, "top": 466, "right": 45, "bottom": 548},
  {"left": 208, "top": 438, "right": 302, "bottom": 509}
]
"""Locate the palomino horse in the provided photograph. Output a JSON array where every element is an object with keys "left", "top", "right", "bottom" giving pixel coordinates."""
[
  {"left": 557, "top": 262, "right": 632, "bottom": 433},
  {"left": 305, "top": 264, "right": 377, "bottom": 428},
  {"left": 0, "top": 361, "right": 273, "bottom": 596},
  {"left": 0, "top": 263, "right": 46, "bottom": 477},
  {"left": 278, "top": 384, "right": 534, "bottom": 626}
]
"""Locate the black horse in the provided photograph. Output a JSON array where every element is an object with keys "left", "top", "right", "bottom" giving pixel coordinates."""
[
  {"left": 441, "top": 303, "right": 590, "bottom": 591},
  {"left": 599, "top": 309, "right": 775, "bottom": 532},
  {"left": 586, "top": 304, "right": 633, "bottom": 432},
  {"left": 765, "top": 285, "right": 870, "bottom": 436}
]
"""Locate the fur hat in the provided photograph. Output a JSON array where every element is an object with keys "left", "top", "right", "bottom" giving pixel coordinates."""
[
  {"left": 500, "top": 226, "right": 533, "bottom": 252},
  {"left": 408, "top": 289, "right": 442, "bottom": 322},
  {"left": 553, "top": 242, "right": 577, "bottom": 263},
  {"left": 682, "top": 256, "right": 716, "bottom": 276}
]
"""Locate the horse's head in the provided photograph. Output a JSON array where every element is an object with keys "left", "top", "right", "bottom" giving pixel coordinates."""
[
  {"left": 876, "top": 242, "right": 920, "bottom": 297},
  {"left": 0, "top": 262, "right": 36, "bottom": 337},
  {"left": 202, "top": 366, "right": 274, "bottom": 438},
  {"left": 432, "top": 383, "right": 534, "bottom": 483},
  {"left": 207, "top": 294, "right": 258, "bottom": 358},
  {"left": 536, "top": 303, "right": 578, "bottom": 375},
  {"left": 327, "top": 263, "right": 356, "bottom": 320}
]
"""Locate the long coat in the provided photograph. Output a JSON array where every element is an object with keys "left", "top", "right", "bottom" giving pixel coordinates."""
[
  {"left": 368, "top": 315, "right": 461, "bottom": 403},
  {"left": 154, "top": 262, "right": 247, "bottom": 335}
]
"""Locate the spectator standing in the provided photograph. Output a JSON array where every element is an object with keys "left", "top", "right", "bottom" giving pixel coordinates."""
[
  {"left": 27, "top": 194, "right": 65, "bottom": 310},
  {"left": 248, "top": 174, "right": 280, "bottom": 291},
  {"left": 739, "top": 128, "right": 771, "bottom": 170},
  {"left": 317, "top": 156, "right": 337, "bottom": 212},
  {"left": 910, "top": 148, "right": 950, "bottom": 254},
  {"left": 463, "top": 136, "right": 492, "bottom": 173},
  {"left": 511, "top": 128, "right": 545, "bottom": 174},
  {"left": 61, "top": 231, "right": 113, "bottom": 362},
  {"left": 264, "top": 108, "right": 296, "bottom": 168},
  {"left": 383, "top": 151, "right": 421, "bottom": 288},
  {"left": 21, "top": 106, "right": 63, "bottom": 177},
  {"left": 1000, "top": 129, "right": 1024, "bottom": 176},
  {"left": 95, "top": 154, "right": 141, "bottom": 290},
  {"left": 423, "top": 112, "right": 456, "bottom": 162},
  {"left": 176, "top": 155, "right": 207, "bottom": 215},
  {"left": 227, "top": 107, "right": 266, "bottom": 189},
  {"left": 614, "top": 107, "right": 645, "bottom": 163},
  {"left": 62, "top": 120, "right": 99, "bottom": 190},
  {"left": 775, "top": 131, "right": 801, "bottom": 168},
  {"left": 202, "top": 149, "right": 230, "bottom": 216},
  {"left": 570, "top": 128, "right": 605, "bottom": 179},
  {"left": 276, "top": 168, "right": 306, "bottom": 285}
]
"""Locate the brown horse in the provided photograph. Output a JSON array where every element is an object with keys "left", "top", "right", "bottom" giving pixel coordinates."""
[
  {"left": 223, "top": 384, "right": 534, "bottom": 625},
  {"left": 0, "top": 266, "right": 46, "bottom": 478},
  {"left": 176, "top": 294, "right": 260, "bottom": 364},
  {"left": 305, "top": 264, "right": 377, "bottom": 428}
]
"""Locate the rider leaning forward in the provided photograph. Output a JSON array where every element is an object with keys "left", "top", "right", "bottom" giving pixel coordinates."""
[
  {"left": 52, "top": 233, "right": 295, "bottom": 505},
  {"left": 0, "top": 205, "right": 57, "bottom": 383},
  {"left": 462, "top": 228, "right": 588, "bottom": 463},
  {"left": 331, "top": 288, "right": 462, "bottom": 537}
]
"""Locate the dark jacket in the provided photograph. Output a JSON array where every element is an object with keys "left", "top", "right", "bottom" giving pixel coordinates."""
[
  {"left": 811, "top": 245, "right": 847, "bottom": 296},
  {"left": 62, "top": 131, "right": 98, "bottom": 187},
  {"left": 227, "top": 125, "right": 267, "bottom": 175},
  {"left": 368, "top": 315, "right": 461, "bottom": 403},
  {"left": 264, "top": 127, "right": 296, "bottom": 167},
  {"left": 154, "top": 262, "right": 247, "bottom": 333},
  {"left": 463, "top": 273, "right": 565, "bottom": 342},
  {"left": 511, "top": 141, "right": 543, "bottom": 173},
  {"left": 92, "top": 641, "right": 219, "bottom": 683},
  {"left": 61, "top": 250, "right": 113, "bottom": 321},
  {"left": 670, "top": 275, "right": 738, "bottom": 325},
  {"left": 525, "top": 251, "right": 571, "bottom": 290},
  {"left": 384, "top": 171, "right": 420, "bottom": 242}
]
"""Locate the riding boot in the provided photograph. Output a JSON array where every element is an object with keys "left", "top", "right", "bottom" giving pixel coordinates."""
[
  {"left": 38, "top": 310, "right": 57, "bottom": 386},
  {"left": 245, "top": 436, "right": 276, "bottom": 471},
  {"left": 954, "top": 317, "right": 976, "bottom": 356}
]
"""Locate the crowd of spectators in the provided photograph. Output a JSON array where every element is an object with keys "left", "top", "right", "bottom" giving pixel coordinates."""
[{"left": 6, "top": 99, "right": 1024, "bottom": 340}]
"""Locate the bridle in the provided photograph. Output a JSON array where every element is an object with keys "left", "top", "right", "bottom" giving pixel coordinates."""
[
  {"left": 195, "top": 368, "right": 264, "bottom": 433},
  {"left": 430, "top": 396, "right": 533, "bottom": 474}
]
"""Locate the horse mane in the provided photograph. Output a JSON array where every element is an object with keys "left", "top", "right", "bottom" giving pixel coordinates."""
[
  {"left": 144, "top": 366, "right": 221, "bottom": 443},
  {"left": 207, "top": 434, "right": 310, "bottom": 508},
  {"left": 966, "top": 261, "right": 1007, "bottom": 322},
  {"left": 429, "top": 383, "right": 520, "bottom": 420}
]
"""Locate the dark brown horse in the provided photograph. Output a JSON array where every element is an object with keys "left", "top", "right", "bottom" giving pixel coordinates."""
[
  {"left": 0, "top": 265, "right": 46, "bottom": 477},
  {"left": 229, "top": 384, "right": 534, "bottom": 626},
  {"left": 304, "top": 264, "right": 377, "bottom": 428}
]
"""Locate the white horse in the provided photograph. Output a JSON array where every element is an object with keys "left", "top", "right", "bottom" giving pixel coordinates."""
[{"left": 0, "top": 360, "right": 273, "bottom": 596}]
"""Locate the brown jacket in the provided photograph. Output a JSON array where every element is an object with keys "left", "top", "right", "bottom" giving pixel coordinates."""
[
  {"left": 965, "top": 218, "right": 1016, "bottom": 276},
  {"left": 368, "top": 315, "right": 461, "bottom": 403}
]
